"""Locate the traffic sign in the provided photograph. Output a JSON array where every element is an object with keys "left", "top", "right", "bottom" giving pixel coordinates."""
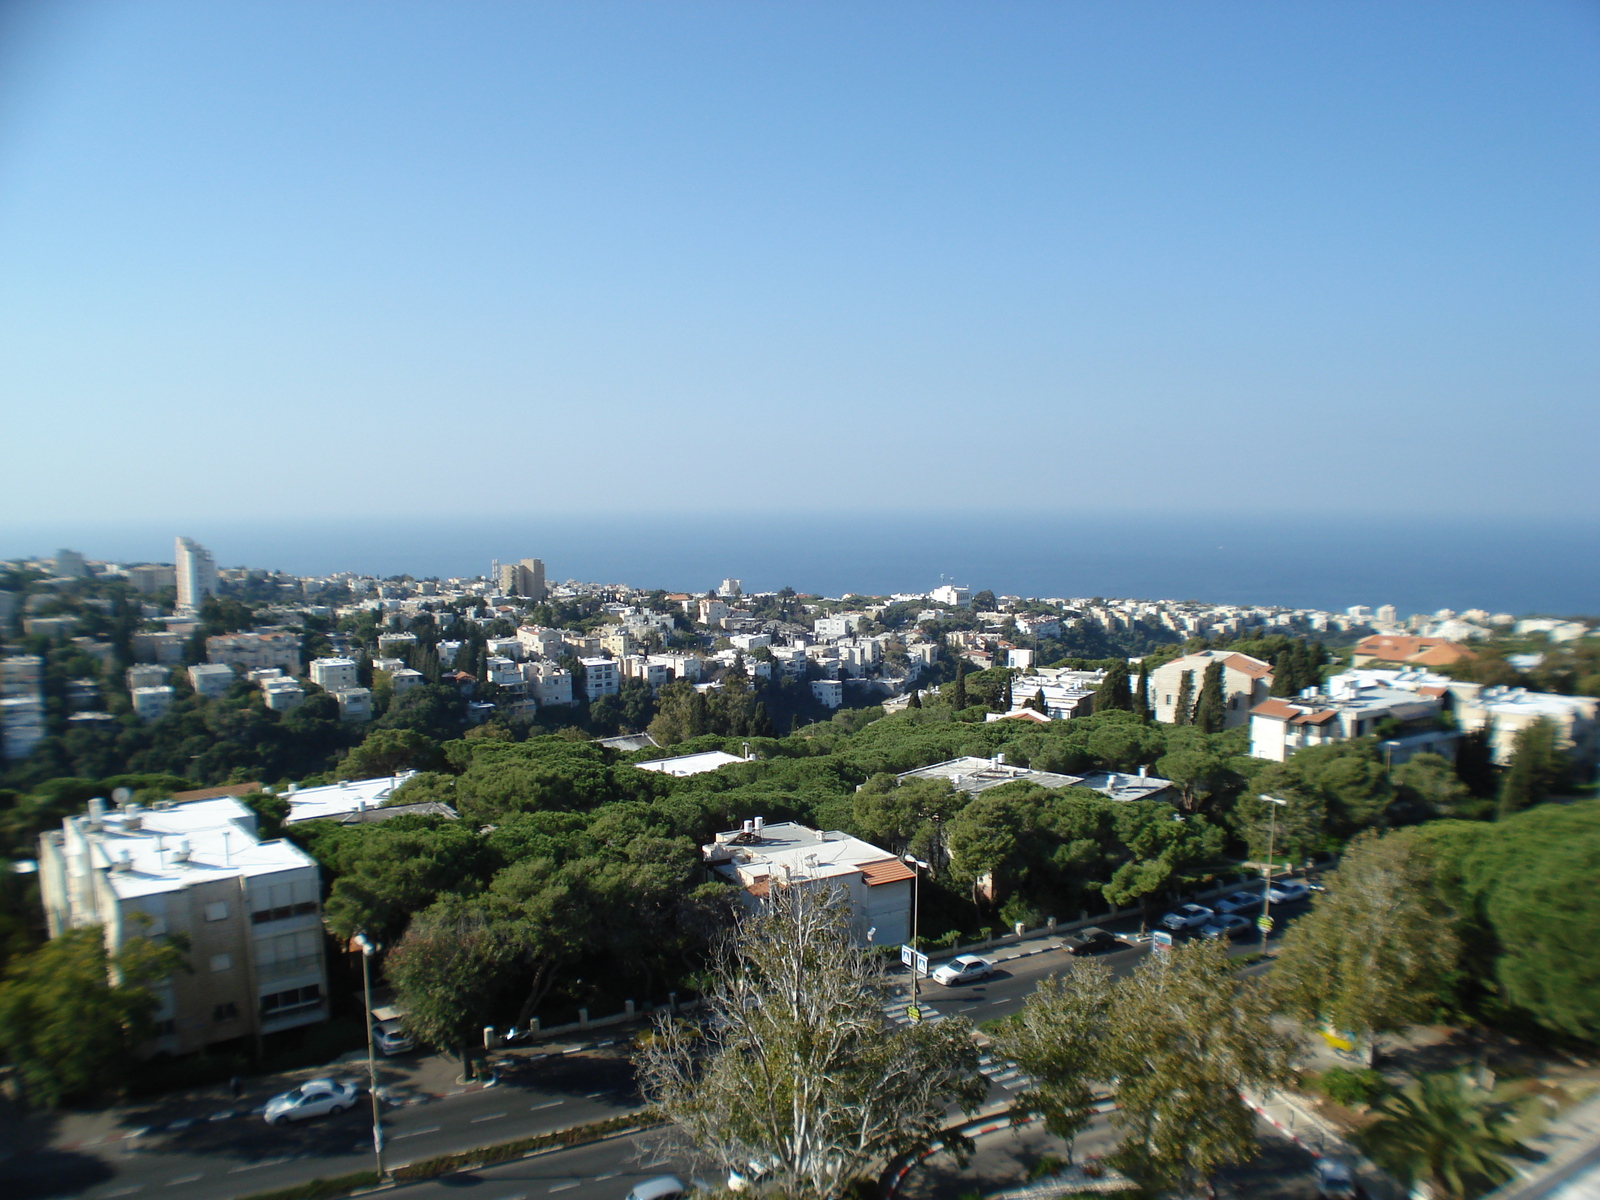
[
  {"left": 899, "top": 945, "right": 929, "bottom": 976},
  {"left": 1151, "top": 929, "right": 1173, "bottom": 953},
  {"left": 1256, "top": 915, "right": 1274, "bottom": 933}
]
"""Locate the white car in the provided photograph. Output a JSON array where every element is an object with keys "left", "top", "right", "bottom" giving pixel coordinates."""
[
  {"left": 1159, "top": 904, "right": 1215, "bottom": 931},
  {"left": 1267, "top": 880, "right": 1312, "bottom": 905},
  {"left": 626, "top": 1177, "right": 690, "bottom": 1200},
  {"left": 1213, "top": 890, "right": 1263, "bottom": 916},
  {"left": 262, "top": 1078, "right": 361, "bottom": 1126},
  {"left": 371, "top": 1006, "right": 414, "bottom": 1055},
  {"left": 930, "top": 955, "right": 993, "bottom": 986}
]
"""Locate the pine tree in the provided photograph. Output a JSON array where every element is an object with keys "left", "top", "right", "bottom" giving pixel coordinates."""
[
  {"left": 1497, "top": 718, "right": 1562, "bottom": 819},
  {"left": 1309, "top": 641, "right": 1328, "bottom": 688},
  {"left": 952, "top": 659, "right": 968, "bottom": 711},
  {"left": 1193, "top": 661, "right": 1226, "bottom": 733},
  {"left": 1029, "top": 688, "right": 1048, "bottom": 715},
  {"left": 1095, "top": 661, "right": 1133, "bottom": 712},
  {"left": 1270, "top": 651, "right": 1296, "bottom": 698},
  {"left": 1454, "top": 722, "right": 1497, "bottom": 797},
  {"left": 1135, "top": 662, "right": 1152, "bottom": 721},
  {"left": 1001, "top": 674, "right": 1014, "bottom": 712},
  {"left": 1174, "top": 670, "right": 1196, "bottom": 726},
  {"left": 907, "top": 689, "right": 922, "bottom": 710},
  {"left": 750, "top": 702, "right": 775, "bottom": 739}
]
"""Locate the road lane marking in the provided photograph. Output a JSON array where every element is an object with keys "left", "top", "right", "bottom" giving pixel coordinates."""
[
  {"left": 102, "top": 1188, "right": 144, "bottom": 1197},
  {"left": 584, "top": 1091, "right": 607, "bottom": 1098},
  {"left": 531, "top": 1100, "right": 565, "bottom": 1110},
  {"left": 391, "top": 1126, "right": 441, "bottom": 1139},
  {"left": 595, "top": 1173, "right": 619, "bottom": 1181},
  {"left": 548, "top": 1183, "right": 580, "bottom": 1192},
  {"left": 228, "top": 1158, "right": 292, "bottom": 1173},
  {"left": 166, "top": 1176, "right": 203, "bottom": 1187},
  {"left": 472, "top": 1112, "right": 508, "bottom": 1123}
]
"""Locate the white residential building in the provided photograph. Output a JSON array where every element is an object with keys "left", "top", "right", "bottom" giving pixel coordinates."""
[
  {"left": 1451, "top": 684, "right": 1600, "bottom": 766},
  {"left": 38, "top": 795, "right": 328, "bottom": 1055},
  {"left": 580, "top": 656, "right": 620, "bottom": 701},
  {"left": 527, "top": 661, "right": 574, "bottom": 707},
  {"left": 131, "top": 686, "right": 177, "bottom": 721},
  {"left": 1249, "top": 674, "right": 1454, "bottom": 763},
  {"left": 636, "top": 749, "right": 750, "bottom": 777},
  {"left": 132, "top": 631, "right": 188, "bottom": 665},
  {"left": 175, "top": 536, "right": 218, "bottom": 614},
  {"left": 188, "top": 663, "right": 237, "bottom": 699},
  {"left": 387, "top": 668, "right": 425, "bottom": 695},
  {"left": 126, "top": 664, "right": 170, "bottom": 691},
  {"left": 811, "top": 679, "right": 844, "bottom": 708},
  {"left": 701, "top": 820, "right": 913, "bottom": 947},
  {"left": 928, "top": 585, "right": 970, "bottom": 607},
  {"left": 309, "top": 657, "right": 360, "bottom": 692},
  {"left": 332, "top": 687, "right": 373, "bottom": 722},
  {"left": 1, "top": 658, "right": 47, "bottom": 759},
  {"left": 261, "top": 678, "right": 305, "bottom": 713}
]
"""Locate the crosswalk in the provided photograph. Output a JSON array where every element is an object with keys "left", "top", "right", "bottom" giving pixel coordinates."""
[{"left": 882, "top": 997, "right": 1035, "bottom": 1095}]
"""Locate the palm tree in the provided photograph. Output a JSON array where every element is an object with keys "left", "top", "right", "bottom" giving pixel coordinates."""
[{"left": 1359, "top": 1071, "right": 1544, "bottom": 1200}]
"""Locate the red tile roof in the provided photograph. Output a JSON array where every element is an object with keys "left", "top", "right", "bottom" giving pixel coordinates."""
[
  {"left": 1289, "top": 709, "right": 1338, "bottom": 726},
  {"left": 858, "top": 858, "right": 917, "bottom": 887},
  {"left": 1220, "top": 653, "right": 1274, "bottom": 679},
  {"left": 1251, "top": 699, "right": 1300, "bottom": 720},
  {"left": 1354, "top": 635, "right": 1475, "bottom": 665}
]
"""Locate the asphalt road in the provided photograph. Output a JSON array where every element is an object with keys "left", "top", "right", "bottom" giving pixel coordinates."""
[
  {"left": 21, "top": 892, "right": 1314, "bottom": 1200},
  {"left": 15, "top": 1048, "right": 643, "bottom": 1200}
]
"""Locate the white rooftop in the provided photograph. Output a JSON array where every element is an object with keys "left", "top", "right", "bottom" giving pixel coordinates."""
[
  {"left": 702, "top": 821, "right": 911, "bottom": 887},
  {"left": 71, "top": 798, "right": 316, "bottom": 900},
  {"left": 895, "top": 755, "right": 1085, "bottom": 795},
  {"left": 634, "top": 750, "right": 748, "bottom": 777},
  {"left": 281, "top": 772, "right": 418, "bottom": 824}
]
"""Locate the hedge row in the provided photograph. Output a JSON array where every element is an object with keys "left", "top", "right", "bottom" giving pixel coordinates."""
[{"left": 237, "top": 1109, "right": 663, "bottom": 1200}]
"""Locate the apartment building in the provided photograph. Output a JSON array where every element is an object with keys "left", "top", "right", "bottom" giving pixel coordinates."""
[
  {"left": 1, "top": 656, "right": 46, "bottom": 760},
  {"left": 175, "top": 537, "right": 218, "bottom": 614},
  {"left": 580, "top": 656, "right": 620, "bottom": 701},
  {"left": 132, "top": 630, "right": 187, "bottom": 665},
  {"left": 1148, "top": 651, "right": 1274, "bottom": 728},
  {"left": 1249, "top": 673, "right": 1454, "bottom": 763},
  {"left": 309, "top": 657, "right": 360, "bottom": 691},
  {"left": 38, "top": 795, "right": 328, "bottom": 1055},
  {"left": 188, "top": 663, "right": 237, "bottom": 700},
  {"left": 207, "top": 631, "right": 303, "bottom": 675},
  {"left": 131, "top": 686, "right": 176, "bottom": 720},
  {"left": 333, "top": 688, "right": 373, "bottom": 722}
]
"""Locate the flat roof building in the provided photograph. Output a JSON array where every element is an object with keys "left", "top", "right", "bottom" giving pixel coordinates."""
[
  {"left": 702, "top": 819, "right": 913, "bottom": 946},
  {"left": 38, "top": 795, "right": 328, "bottom": 1055}
]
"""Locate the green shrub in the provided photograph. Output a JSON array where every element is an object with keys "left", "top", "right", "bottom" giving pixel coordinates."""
[{"left": 1315, "top": 1067, "right": 1389, "bottom": 1107}]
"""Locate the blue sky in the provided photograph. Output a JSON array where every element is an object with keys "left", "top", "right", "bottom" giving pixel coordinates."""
[{"left": 1, "top": 1, "right": 1596, "bottom": 526}]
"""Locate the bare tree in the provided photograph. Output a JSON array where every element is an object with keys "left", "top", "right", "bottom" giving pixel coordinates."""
[{"left": 636, "top": 883, "right": 985, "bottom": 1200}]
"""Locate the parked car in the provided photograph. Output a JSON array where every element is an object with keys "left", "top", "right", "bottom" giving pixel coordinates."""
[
  {"left": 1062, "top": 927, "right": 1124, "bottom": 956},
  {"left": 626, "top": 1177, "right": 690, "bottom": 1200},
  {"left": 262, "top": 1078, "right": 361, "bottom": 1126},
  {"left": 1198, "top": 914, "right": 1253, "bottom": 941},
  {"left": 1213, "top": 890, "right": 1263, "bottom": 916},
  {"left": 1159, "top": 904, "right": 1215, "bottom": 932},
  {"left": 930, "top": 954, "right": 993, "bottom": 986},
  {"left": 1314, "top": 1156, "right": 1360, "bottom": 1198},
  {"left": 1267, "top": 880, "right": 1312, "bottom": 905},
  {"left": 371, "top": 1005, "right": 414, "bottom": 1055},
  {"left": 727, "top": 1158, "right": 775, "bottom": 1192}
]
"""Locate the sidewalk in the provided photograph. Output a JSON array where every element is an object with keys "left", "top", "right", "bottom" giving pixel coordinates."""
[{"left": 27, "top": 1029, "right": 634, "bottom": 1156}]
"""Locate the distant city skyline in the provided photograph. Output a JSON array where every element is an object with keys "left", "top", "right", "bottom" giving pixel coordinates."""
[{"left": 1, "top": 2, "right": 1597, "bottom": 524}]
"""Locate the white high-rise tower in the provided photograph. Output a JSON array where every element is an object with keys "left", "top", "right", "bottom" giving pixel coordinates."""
[{"left": 174, "top": 536, "right": 218, "bottom": 613}]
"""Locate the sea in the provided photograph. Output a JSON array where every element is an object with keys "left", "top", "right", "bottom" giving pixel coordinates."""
[{"left": 2, "top": 513, "right": 1597, "bottom": 619}]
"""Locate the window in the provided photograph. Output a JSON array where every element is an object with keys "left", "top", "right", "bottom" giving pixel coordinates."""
[
  {"left": 1164, "top": 695, "right": 1172, "bottom": 706},
  {"left": 260, "top": 984, "right": 322, "bottom": 1015},
  {"left": 204, "top": 901, "right": 229, "bottom": 922},
  {"left": 209, "top": 953, "right": 232, "bottom": 972},
  {"left": 214, "top": 1002, "right": 239, "bottom": 1022}
]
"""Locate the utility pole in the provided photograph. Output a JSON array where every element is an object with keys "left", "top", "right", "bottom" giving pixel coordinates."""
[
  {"left": 902, "top": 855, "right": 930, "bottom": 1020},
  {"left": 1258, "top": 796, "right": 1288, "bottom": 954},
  {"left": 353, "top": 934, "right": 386, "bottom": 1179}
]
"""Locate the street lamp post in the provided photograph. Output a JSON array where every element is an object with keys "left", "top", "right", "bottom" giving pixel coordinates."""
[
  {"left": 1258, "top": 795, "right": 1288, "bottom": 953},
  {"left": 352, "top": 934, "right": 386, "bottom": 1179},
  {"left": 902, "top": 854, "right": 930, "bottom": 1020}
]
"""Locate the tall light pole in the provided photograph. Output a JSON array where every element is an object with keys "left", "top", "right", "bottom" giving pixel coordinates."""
[
  {"left": 902, "top": 854, "right": 930, "bottom": 1020},
  {"left": 352, "top": 934, "right": 386, "bottom": 1179},
  {"left": 1258, "top": 796, "right": 1288, "bottom": 953}
]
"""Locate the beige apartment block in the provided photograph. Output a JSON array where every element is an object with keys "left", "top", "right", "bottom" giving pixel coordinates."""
[{"left": 38, "top": 795, "right": 327, "bottom": 1056}]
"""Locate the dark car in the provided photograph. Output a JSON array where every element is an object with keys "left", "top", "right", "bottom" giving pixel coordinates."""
[{"left": 1062, "top": 927, "right": 1124, "bottom": 956}]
